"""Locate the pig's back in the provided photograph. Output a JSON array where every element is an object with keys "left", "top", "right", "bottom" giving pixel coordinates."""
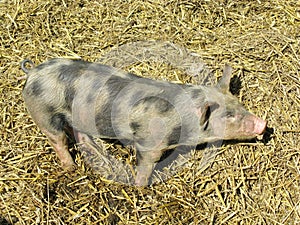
[{"left": 22, "top": 59, "right": 140, "bottom": 134}]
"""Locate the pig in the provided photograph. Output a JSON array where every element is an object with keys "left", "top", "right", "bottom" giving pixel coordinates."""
[{"left": 20, "top": 58, "right": 267, "bottom": 186}]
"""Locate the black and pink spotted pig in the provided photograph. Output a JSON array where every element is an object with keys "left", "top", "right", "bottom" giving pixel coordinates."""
[{"left": 21, "top": 58, "right": 267, "bottom": 186}]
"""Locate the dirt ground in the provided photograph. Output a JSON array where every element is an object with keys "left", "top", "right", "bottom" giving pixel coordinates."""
[{"left": 0, "top": 0, "right": 299, "bottom": 224}]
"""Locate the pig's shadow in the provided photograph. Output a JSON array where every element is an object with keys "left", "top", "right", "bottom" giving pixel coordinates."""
[
  {"left": 151, "top": 127, "right": 274, "bottom": 184},
  {"left": 0, "top": 217, "right": 13, "bottom": 225},
  {"left": 262, "top": 127, "right": 274, "bottom": 144},
  {"left": 229, "top": 74, "right": 242, "bottom": 95}
]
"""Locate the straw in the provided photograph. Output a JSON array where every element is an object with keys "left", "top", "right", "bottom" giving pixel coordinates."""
[{"left": 0, "top": 0, "right": 299, "bottom": 224}]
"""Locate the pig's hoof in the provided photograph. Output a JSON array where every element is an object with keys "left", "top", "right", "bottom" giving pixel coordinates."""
[
  {"left": 56, "top": 164, "right": 76, "bottom": 177},
  {"left": 135, "top": 178, "right": 149, "bottom": 187},
  {"left": 62, "top": 163, "right": 77, "bottom": 172}
]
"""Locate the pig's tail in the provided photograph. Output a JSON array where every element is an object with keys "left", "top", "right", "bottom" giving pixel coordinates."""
[
  {"left": 16, "top": 59, "right": 35, "bottom": 80},
  {"left": 20, "top": 59, "right": 35, "bottom": 74}
]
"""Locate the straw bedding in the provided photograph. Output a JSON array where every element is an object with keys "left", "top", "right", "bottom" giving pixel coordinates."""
[{"left": 0, "top": 0, "right": 299, "bottom": 224}]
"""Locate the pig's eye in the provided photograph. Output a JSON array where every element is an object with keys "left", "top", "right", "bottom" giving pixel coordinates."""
[{"left": 223, "top": 110, "right": 235, "bottom": 118}]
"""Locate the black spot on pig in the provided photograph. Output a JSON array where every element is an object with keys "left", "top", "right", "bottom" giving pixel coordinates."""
[
  {"left": 189, "top": 89, "right": 207, "bottom": 110},
  {"left": 167, "top": 126, "right": 182, "bottom": 145},
  {"left": 95, "top": 111, "right": 116, "bottom": 137},
  {"left": 64, "top": 87, "right": 75, "bottom": 110},
  {"left": 95, "top": 107, "right": 116, "bottom": 137},
  {"left": 58, "top": 60, "right": 88, "bottom": 84},
  {"left": 35, "top": 58, "right": 58, "bottom": 71},
  {"left": 134, "top": 96, "right": 173, "bottom": 113},
  {"left": 86, "top": 93, "right": 94, "bottom": 104},
  {"left": 141, "top": 96, "right": 157, "bottom": 104},
  {"left": 106, "top": 76, "right": 132, "bottom": 93},
  {"left": 91, "top": 80, "right": 104, "bottom": 91},
  {"left": 26, "top": 80, "right": 43, "bottom": 96},
  {"left": 95, "top": 76, "right": 132, "bottom": 137},
  {"left": 50, "top": 113, "right": 67, "bottom": 131},
  {"left": 146, "top": 96, "right": 173, "bottom": 113},
  {"left": 158, "top": 98, "right": 173, "bottom": 113},
  {"left": 130, "top": 122, "right": 141, "bottom": 134},
  {"left": 191, "top": 89, "right": 204, "bottom": 99},
  {"left": 46, "top": 105, "right": 55, "bottom": 113},
  {"left": 86, "top": 80, "right": 105, "bottom": 103},
  {"left": 104, "top": 76, "right": 132, "bottom": 109}
]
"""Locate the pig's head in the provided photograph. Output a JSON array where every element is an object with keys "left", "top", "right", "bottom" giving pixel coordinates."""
[{"left": 195, "top": 65, "right": 267, "bottom": 143}]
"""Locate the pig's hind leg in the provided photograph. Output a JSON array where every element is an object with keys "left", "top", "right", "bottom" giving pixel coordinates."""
[
  {"left": 42, "top": 128, "right": 75, "bottom": 171},
  {"left": 27, "top": 109, "right": 76, "bottom": 170},
  {"left": 73, "top": 130, "right": 104, "bottom": 153},
  {"left": 73, "top": 130, "right": 114, "bottom": 172}
]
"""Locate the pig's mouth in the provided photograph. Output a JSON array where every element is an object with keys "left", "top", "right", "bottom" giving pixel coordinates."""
[
  {"left": 221, "top": 116, "right": 267, "bottom": 141},
  {"left": 203, "top": 115, "right": 267, "bottom": 142}
]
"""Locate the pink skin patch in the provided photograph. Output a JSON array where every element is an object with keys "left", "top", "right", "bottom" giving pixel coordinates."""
[
  {"left": 243, "top": 116, "right": 267, "bottom": 135},
  {"left": 253, "top": 118, "right": 267, "bottom": 135}
]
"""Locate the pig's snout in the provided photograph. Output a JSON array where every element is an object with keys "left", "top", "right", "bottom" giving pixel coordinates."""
[
  {"left": 253, "top": 118, "right": 267, "bottom": 135},
  {"left": 244, "top": 116, "right": 267, "bottom": 135}
]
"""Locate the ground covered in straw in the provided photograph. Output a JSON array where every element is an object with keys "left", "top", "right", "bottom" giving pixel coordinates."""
[{"left": 1, "top": 0, "right": 300, "bottom": 224}]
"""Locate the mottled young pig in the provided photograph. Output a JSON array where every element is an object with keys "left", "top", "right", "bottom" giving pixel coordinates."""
[{"left": 21, "top": 58, "right": 267, "bottom": 186}]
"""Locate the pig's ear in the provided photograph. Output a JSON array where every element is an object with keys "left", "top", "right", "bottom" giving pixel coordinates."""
[
  {"left": 217, "top": 64, "right": 232, "bottom": 92},
  {"left": 198, "top": 102, "right": 220, "bottom": 126}
]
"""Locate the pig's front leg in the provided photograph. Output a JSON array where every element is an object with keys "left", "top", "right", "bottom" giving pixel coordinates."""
[
  {"left": 135, "top": 150, "right": 163, "bottom": 186},
  {"left": 74, "top": 130, "right": 102, "bottom": 152}
]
